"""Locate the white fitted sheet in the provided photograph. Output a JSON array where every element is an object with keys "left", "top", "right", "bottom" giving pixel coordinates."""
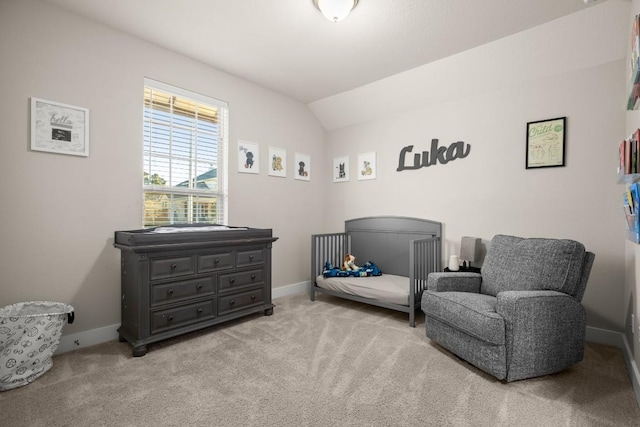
[{"left": 315, "top": 273, "right": 410, "bottom": 306}]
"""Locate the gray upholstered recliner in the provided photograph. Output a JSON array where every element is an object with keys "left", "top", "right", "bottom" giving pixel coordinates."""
[{"left": 421, "top": 234, "right": 595, "bottom": 382}]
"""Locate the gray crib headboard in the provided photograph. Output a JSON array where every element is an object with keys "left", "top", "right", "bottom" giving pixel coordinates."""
[{"left": 345, "top": 216, "right": 442, "bottom": 277}]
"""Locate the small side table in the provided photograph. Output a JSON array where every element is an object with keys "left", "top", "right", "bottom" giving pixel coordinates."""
[{"left": 443, "top": 266, "right": 481, "bottom": 273}]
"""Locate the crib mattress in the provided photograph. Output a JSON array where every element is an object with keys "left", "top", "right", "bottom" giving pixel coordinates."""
[{"left": 315, "top": 273, "right": 410, "bottom": 306}]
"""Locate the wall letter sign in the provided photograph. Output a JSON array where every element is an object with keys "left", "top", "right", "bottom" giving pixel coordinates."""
[{"left": 397, "top": 139, "right": 470, "bottom": 172}]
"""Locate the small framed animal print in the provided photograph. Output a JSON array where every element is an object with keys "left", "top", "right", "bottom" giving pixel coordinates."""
[
  {"left": 269, "top": 146, "right": 287, "bottom": 178},
  {"left": 357, "top": 152, "right": 376, "bottom": 180},
  {"left": 294, "top": 152, "right": 311, "bottom": 181},
  {"left": 333, "top": 156, "right": 349, "bottom": 183},
  {"left": 238, "top": 140, "right": 259, "bottom": 174}
]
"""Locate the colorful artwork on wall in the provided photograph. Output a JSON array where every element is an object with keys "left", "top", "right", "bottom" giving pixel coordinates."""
[
  {"left": 357, "top": 152, "right": 376, "bottom": 180},
  {"left": 268, "top": 146, "right": 287, "bottom": 178}
]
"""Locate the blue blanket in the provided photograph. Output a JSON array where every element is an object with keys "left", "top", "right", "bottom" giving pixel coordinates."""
[{"left": 322, "top": 261, "right": 382, "bottom": 278}]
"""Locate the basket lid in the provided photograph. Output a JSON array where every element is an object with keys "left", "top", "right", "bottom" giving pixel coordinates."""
[{"left": 0, "top": 301, "right": 74, "bottom": 317}]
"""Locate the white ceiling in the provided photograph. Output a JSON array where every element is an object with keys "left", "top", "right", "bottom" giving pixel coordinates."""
[{"left": 42, "top": 0, "right": 603, "bottom": 104}]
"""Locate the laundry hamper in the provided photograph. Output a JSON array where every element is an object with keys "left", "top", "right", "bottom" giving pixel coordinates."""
[{"left": 0, "top": 301, "right": 74, "bottom": 391}]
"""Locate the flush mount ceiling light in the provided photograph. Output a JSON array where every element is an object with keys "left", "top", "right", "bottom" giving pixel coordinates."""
[{"left": 313, "top": 0, "right": 359, "bottom": 22}]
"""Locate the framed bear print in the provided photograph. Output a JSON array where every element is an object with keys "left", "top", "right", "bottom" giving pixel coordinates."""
[
  {"left": 357, "top": 152, "right": 376, "bottom": 180},
  {"left": 268, "top": 146, "right": 286, "bottom": 178}
]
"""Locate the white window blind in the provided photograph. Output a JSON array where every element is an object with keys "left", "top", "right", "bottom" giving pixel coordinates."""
[{"left": 143, "top": 78, "right": 228, "bottom": 227}]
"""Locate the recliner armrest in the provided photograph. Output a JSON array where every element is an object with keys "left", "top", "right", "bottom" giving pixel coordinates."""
[
  {"left": 496, "top": 290, "right": 586, "bottom": 335},
  {"left": 427, "top": 272, "right": 482, "bottom": 293},
  {"left": 495, "top": 290, "right": 587, "bottom": 381}
]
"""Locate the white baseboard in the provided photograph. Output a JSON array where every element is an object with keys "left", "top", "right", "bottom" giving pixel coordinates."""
[
  {"left": 621, "top": 334, "right": 640, "bottom": 409},
  {"left": 585, "top": 325, "right": 625, "bottom": 347},
  {"left": 272, "top": 281, "right": 309, "bottom": 300},
  {"left": 57, "top": 323, "right": 120, "bottom": 354}
]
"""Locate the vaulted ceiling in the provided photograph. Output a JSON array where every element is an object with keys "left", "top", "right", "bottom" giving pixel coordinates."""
[{"left": 43, "top": 0, "right": 601, "bottom": 103}]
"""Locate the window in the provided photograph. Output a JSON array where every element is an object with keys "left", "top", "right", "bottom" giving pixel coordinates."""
[{"left": 143, "top": 78, "right": 228, "bottom": 227}]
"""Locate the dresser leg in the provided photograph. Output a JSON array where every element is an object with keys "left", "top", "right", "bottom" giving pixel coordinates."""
[
  {"left": 264, "top": 307, "right": 274, "bottom": 316},
  {"left": 132, "top": 345, "right": 148, "bottom": 357}
]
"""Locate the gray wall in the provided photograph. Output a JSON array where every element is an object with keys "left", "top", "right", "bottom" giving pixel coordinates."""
[
  {"left": 0, "top": 0, "right": 325, "bottom": 334},
  {"left": 312, "top": 1, "right": 628, "bottom": 332},
  {"left": 0, "top": 0, "right": 633, "bottom": 343}
]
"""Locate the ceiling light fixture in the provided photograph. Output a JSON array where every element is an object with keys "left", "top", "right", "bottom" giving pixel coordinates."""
[{"left": 313, "top": 0, "right": 359, "bottom": 23}]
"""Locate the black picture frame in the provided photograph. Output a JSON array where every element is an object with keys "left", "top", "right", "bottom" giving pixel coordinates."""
[{"left": 526, "top": 117, "right": 566, "bottom": 169}]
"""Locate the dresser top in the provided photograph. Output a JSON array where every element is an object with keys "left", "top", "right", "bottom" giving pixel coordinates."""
[{"left": 114, "top": 224, "right": 276, "bottom": 250}]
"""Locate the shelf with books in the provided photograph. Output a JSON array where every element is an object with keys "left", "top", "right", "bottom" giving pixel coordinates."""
[
  {"left": 617, "top": 171, "right": 640, "bottom": 185},
  {"left": 619, "top": 129, "right": 640, "bottom": 176},
  {"left": 622, "top": 180, "right": 640, "bottom": 244},
  {"left": 618, "top": 129, "right": 640, "bottom": 243}
]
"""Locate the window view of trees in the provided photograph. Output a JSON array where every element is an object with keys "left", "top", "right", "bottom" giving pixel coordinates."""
[{"left": 143, "top": 82, "right": 227, "bottom": 227}]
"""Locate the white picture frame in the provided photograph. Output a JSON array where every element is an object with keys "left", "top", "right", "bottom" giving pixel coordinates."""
[
  {"left": 333, "top": 156, "right": 349, "bottom": 182},
  {"left": 357, "top": 152, "right": 376, "bottom": 180},
  {"left": 268, "top": 146, "right": 287, "bottom": 178},
  {"left": 238, "top": 140, "right": 260, "bottom": 174},
  {"left": 294, "top": 152, "right": 311, "bottom": 181},
  {"left": 30, "top": 97, "right": 89, "bottom": 157}
]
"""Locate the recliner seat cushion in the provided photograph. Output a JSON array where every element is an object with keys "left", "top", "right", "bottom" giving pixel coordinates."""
[
  {"left": 481, "top": 235, "right": 586, "bottom": 297},
  {"left": 422, "top": 291, "right": 504, "bottom": 345}
]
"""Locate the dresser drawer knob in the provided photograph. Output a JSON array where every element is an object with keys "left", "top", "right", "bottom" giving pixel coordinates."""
[
  {"left": 230, "top": 300, "right": 235, "bottom": 306},
  {"left": 197, "top": 308, "right": 203, "bottom": 315},
  {"left": 251, "top": 295, "right": 256, "bottom": 301},
  {"left": 251, "top": 275, "right": 256, "bottom": 280},
  {"left": 167, "top": 289, "right": 174, "bottom": 296},
  {"left": 168, "top": 315, "right": 174, "bottom": 322},
  {"left": 249, "top": 255, "right": 254, "bottom": 261},
  {"left": 170, "top": 264, "right": 177, "bottom": 270},
  {"left": 229, "top": 279, "right": 235, "bottom": 284},
  {"left": 197, "top": 283, "right": 203, "bottom": 290},
  {"left": 214, "top": 259, "right": 219, "bottom": 265}
]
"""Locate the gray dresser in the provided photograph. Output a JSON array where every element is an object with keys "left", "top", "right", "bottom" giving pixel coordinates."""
[{"left": 114, "top": 225, "right": 278, "bottom": 356}]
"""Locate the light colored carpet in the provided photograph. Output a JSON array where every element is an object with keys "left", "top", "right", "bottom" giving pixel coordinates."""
[{"left": 1, "top": 293, "right": 639, "bottom": 426}]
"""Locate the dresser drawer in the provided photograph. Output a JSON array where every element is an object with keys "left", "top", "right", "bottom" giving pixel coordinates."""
[
  {"left": 150, "top": 299, "right": 215, "bottom": 334},
  {"left": 149, "top": 255, "right": 195, "bottom": 280},
  {"left": 150, "top": 276, "right": 215, "bottom": 307},
  {"left": 218, "top": 288, "right": 264, "bottom": 316},
  {"left": 236, "top": 249, "right": 265, "bottom": 268},
  {"left": 218, "top": 269, "right": 264, "bottom": 292},
  {"left": 198, "top": 251, "right": 234, "bottom": 273}
]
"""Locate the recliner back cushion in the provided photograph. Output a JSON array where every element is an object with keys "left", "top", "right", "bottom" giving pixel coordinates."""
[{"left": 480, "top": 235, "right": 586, "bottom": 297}]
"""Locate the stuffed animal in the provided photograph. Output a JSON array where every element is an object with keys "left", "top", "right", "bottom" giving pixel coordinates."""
[
  {"left": 342, "top": 254, "right": 359, "bottom": 271},
  {"left": 323, "top": 259, "right": 382, "bottom": 278}
]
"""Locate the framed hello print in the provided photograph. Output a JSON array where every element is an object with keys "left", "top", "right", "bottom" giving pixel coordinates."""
[{"left": 30, "top": 97, "right": 89, "bottom": 157}]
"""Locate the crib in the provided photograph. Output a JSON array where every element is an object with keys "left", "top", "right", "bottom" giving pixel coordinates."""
[{"left": 310, "top": 216, "right": 441, "bottom": 327}]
